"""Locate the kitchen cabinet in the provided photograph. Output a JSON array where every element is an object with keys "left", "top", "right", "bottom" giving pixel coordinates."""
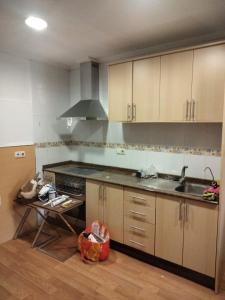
[
  {"left": 109, "top": 57, "right": 160, "bottom": 122},
  {"left": 124, "top": 188, "right": 156, "bottom": 255},
  {"left": 159, "top": 50, "right": 193, "bottom": 122},
  {"left": 86, "top": 180, "right": 124, "bottom": 243},
  {"left": 108, "top": 62, "right": 133, "bottom": 122},
  {"left": 86, "top": 179, "right": 104, "bottom": 224},
  {"left": 155, "top": 194, "right": 218, "bottom": 277},
  {"left": 133, "top": 57, "right": 160, "bottom": 122},
  {"left": 109, "top": 43, "right": 225, "bottom": 123},
  {"left": 155, "top": 195, "right": 184, "bottom": 264},
  {"left": 192, "top": 44, "right": 225, "bottom": 122},
  {"left": 183, "top": 199, "right": 218, "bottom": 277}
]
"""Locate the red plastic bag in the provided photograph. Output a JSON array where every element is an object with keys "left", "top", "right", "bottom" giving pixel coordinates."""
[{"left": 78, "top": 221, "right": 110, "bottom": 262}]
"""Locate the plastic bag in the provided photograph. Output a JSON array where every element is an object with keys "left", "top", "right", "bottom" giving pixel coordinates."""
[{"left": 78, "top": 220, "right": 110, "bottom": 262}]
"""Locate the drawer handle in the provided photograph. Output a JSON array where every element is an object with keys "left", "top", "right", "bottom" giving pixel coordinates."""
[
  {"left": 129, "top": 225, "right": 145, "bottom": 232},
  {"left": 129, "top": 240, "right": 145, "bottom": 247},
  {"left": 131, "top": 196, "right": 146, "bottom": 203},
  {"left": 129, "top": 210, "right": 146, "bottom": 217}
]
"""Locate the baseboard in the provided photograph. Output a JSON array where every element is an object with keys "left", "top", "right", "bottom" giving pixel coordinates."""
[{"left": 110, "top": 240, "right": 215, "bottom": 290}]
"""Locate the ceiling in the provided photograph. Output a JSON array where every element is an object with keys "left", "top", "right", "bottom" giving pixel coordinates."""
[{"left": 0, "top": 0, "right": 225, "bottom": 68}]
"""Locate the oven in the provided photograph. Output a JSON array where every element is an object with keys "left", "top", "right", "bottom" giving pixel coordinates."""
[{"left": 54, "top": 173, "right": 86, "bottom": 230}]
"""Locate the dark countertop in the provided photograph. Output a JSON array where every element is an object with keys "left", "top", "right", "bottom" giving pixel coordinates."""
[{"left": 43, "top": 161, "right": 218, "bottom": 206}]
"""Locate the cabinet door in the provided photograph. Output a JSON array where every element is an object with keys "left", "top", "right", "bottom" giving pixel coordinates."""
[
  {"left": 104, "top": 184, "right": 124, "bottom": 243},
  {"left": 133, "top": 57, "right": 160, "bottom": 122},
  {"left": 86, "top": 180, "right": 104, "bottom": 225},
  {"left": 192, "top": 45, "right": 225, "bottom": 122},
  {"left": 160, "top": 51, "right": 193, "bottom": 122},
  {"left": 183, "top": 200, "right": 218, "bottom": 277},
  {"left": 155, "top": 195, "right": 184, "bottom": 265},
  {"left": 108, "top": 62, "right": 133, "bottom": 122}
]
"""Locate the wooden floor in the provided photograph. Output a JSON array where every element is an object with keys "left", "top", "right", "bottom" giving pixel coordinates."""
[{"left": 0, "top": 239, "right": 225, "bottom": 300}]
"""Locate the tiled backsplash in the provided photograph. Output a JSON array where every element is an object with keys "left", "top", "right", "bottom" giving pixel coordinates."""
[
  {"left": 35, "top": 140, "right": 221, "bottom": 156},
  {"left": 35, "top": 140, "right": 221, "bottom": 180}
]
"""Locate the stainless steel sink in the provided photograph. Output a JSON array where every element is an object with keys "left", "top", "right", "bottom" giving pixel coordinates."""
[
  {"left": 175, "top": 182, "right": 209, "bottom": 196},
  {"left": 138, "top": 178, "right": 178, "bottom": 191}
]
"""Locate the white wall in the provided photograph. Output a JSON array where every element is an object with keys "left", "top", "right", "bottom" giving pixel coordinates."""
[
  {"left": 0, "top": 52, "right": 33, "bottom": 146},
  {"left": 31, "top": 61, "right": 71, "bottom": 172},
  {"left": 0, "top": 51, "right": 221, "bottom": 180},
  {"left": 69, "top": 64, "right": 222, "bottom": 179},
  {"left": 0, "top": 52, "right": 72, "bottom": 173}
]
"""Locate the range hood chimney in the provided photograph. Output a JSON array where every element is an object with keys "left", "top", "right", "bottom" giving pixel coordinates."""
[{"left": 60, "top": 61, "right": 107, "bottom": 120}]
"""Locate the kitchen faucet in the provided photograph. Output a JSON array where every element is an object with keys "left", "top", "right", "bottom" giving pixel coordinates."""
[
  {"left": 204, "top": 166, "right": 215, "bottom": 184},
  {"left": 180, "top": 166, "right": 188, "bottom": 184}
]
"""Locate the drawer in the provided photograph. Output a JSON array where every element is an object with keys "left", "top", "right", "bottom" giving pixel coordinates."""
[
  {"left": 124, "top": 222, "right": 155, "bottom": 255},
  {"left": 124, "top": 188, "right": 156, "bottom": 224}
]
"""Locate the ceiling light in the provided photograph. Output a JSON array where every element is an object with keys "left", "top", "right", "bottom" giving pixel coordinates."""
[{"left": 25, "top": 16, "right": 48, "bottom": 31}]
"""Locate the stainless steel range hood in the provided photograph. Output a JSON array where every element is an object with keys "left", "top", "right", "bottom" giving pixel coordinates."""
[{"left": 60, "top": 61, "right": 107, "bottom": 120}]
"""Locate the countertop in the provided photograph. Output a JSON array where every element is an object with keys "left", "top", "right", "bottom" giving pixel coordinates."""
[{"left": 43, "top": 161, "right": 218, "bottom": 205}]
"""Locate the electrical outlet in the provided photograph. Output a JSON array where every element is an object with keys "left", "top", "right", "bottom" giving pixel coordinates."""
[
  {"left": 116, "top": 148, "right": 126, "bottom": 155},
  {"left": 15, "top": 151, "right": 26, "bottom": 158}
]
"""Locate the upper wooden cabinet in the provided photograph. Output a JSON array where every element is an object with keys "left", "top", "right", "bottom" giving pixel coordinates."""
[
  {"left": 108, "top": 62, "right": 133, "bottom": 122},
  {"left": 133, "top": 57, "right": 160, "bottom": 122},
  {"left": 108, "top": 58, "right": 160, "bottom": 122},
  {"left": 192, "top": 45, "right": 225, "bottom": 122},
  {"left": 108, "top": 43, "right": 225, "bottom": 123},
  {"left": 159, "top": 50, "right": 193, "bottom": 122}
]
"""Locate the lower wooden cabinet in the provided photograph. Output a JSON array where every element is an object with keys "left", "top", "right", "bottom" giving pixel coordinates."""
[
  {"left": 86, "top": 180, "right": 218, "bottom": 277},
  {"left": 155, "top": 194, "right": 218, "bottom": 277},
  {"left": 183, "top": 200, "right": 218, "bottom": 277},
  {"left": 86, "top": 180, "right": 124, "bottom": 243},
  {"left": 124, "top": 188, "right": 156, "bottom": 255},
  {"left": 155, "top": 195, "right": 183, "bottom": 264},
  {"left": 86, "top": 179, "right": 104, "bottom": 224}
]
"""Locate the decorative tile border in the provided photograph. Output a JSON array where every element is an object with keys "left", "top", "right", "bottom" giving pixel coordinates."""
[{"left": 35, "top": 140, "right": 221, "bottom": 157}]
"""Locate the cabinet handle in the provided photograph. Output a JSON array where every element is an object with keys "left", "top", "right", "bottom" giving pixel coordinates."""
[
  {"left": 188, "top": 100, "right": 192, "bottom": 121},
  {"left": 99, "top": 185, "right": 104, "bottom": 201},
  {"left": 132, "top": 104, "right": 136, "bottom": 121},
  {"left": 127, "top": 104, "right": 132, "bottom": 121},
  {"left": 185, "top": 203, "right": 188, "bottom": 222},
  {"left": 103, "top": 186, "right": 106, "bottom": 201},
  {"left": 131, "top": 196, "right": 146, "bottom": 204},
  {"left": 186, "top": 100, "right": 189, "bottom": 120},
  {"left": 129, "top": 225, "right": 145, "bottom": 232},
  {"left": 192, "top": 100, "right": 195, "bottom": 121},
  {"left": 98, "top": 185, "right": 102, "bottom": 200},
  {"left": 129, "top": 210, "right": 146, "bottom": 217},
  {"left": 129, "top": 240, "right": 145, "bottom": 247},
  {"left": 179, "top": 200, "right": 183, "bottom": 221}
]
